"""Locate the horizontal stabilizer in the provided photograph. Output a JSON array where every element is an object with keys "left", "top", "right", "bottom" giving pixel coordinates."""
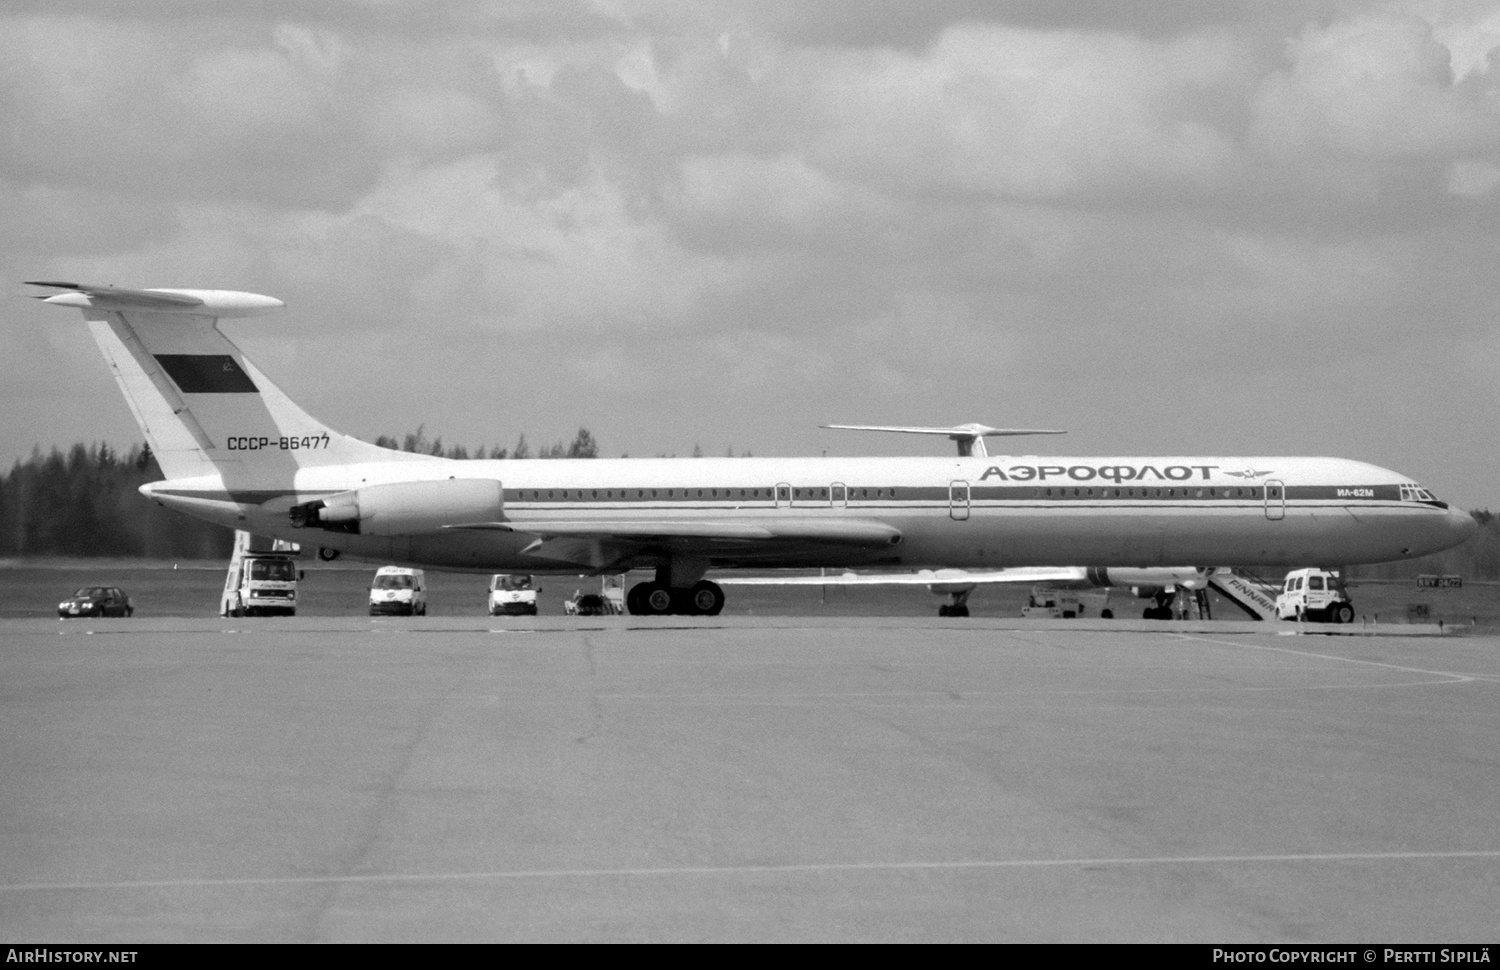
[
  {"left": 824, "top": 423, "right": 1066, "bottom": 437},
  {"left": 26, "top": 281, "right": 284, "bottom": 317},
  {"left": 824, "top": 422, "right": 1065, "bottom": 457}
]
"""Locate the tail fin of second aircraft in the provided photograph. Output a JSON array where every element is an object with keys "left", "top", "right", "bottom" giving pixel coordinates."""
[{"left": 29, "top": 282, "right": 426, "bottom": 484}]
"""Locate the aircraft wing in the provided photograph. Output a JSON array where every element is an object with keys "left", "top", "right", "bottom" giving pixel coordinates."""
[
  {"left": 717, "top": 567, "right": 1089, "bottom": 586},
  {"left": 448, "top": 516, "right": 906, "bottom": 568},
  {"left": 717, "top": 565, "right": 1209, "bottom": 590}
]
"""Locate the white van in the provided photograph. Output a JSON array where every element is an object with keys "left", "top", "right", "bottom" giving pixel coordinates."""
[
  {"left": 489, "top": 574, "right": 539, "bottom": 616},
  {"left": 1275, "top": 567, "right": 1355, "bottom": 623},
  {"left": 369, "top": 566, "right": 427, "bottom": 616}
]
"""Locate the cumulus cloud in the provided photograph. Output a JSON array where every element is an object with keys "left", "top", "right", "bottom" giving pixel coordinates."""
[
  {"left": 1252, "top": 13, "right": 1500, "bottom": 163},
  {"left": 785, "top": 25, "right": 1245, "bottom": 203},
  {"left": 3, "top": 1, "right": 1499, "bottom": 505}
]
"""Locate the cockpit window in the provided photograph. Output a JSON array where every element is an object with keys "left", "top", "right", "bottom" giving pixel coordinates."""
[{"left": 1401, "top": 484, "right": 1440, "bottom": 503}]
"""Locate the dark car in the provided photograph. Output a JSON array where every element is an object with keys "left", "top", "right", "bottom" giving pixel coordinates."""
[
  {"left": 58, "top": 586, "right": 134, "bottom": 618},
  {"left": 568, "top": 593, "right": 622, "bottom": 616}
]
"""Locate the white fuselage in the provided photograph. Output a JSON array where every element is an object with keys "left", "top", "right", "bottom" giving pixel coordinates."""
[{"left": 145, "top": 452, "right": 1477, "bottom": 574}]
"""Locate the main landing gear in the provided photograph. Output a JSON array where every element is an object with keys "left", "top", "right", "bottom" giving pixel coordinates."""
[
  {"left": 626, "top": 579, "right": 726, "bottom": 616},
  {"left": 937, "top": 589, "right": 971, "bottom": 617},
  {"left": 1142, "top": 590, "right": 1174, "bottom": 620}
]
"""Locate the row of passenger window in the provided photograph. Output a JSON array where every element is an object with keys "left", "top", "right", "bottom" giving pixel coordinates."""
[
  {"left": 508, "top": 485, "right": 1267, "bottom": 501},
  {"left": 512, "top": 487, "right": 900, "bottom": 501},
  {"left": 1034, "top": 486, "right": 1265, "bottom": 499}
]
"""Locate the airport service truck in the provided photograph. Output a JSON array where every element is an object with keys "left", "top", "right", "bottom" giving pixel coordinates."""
[
  {"left": 563, "top": 575, "right": 626, "bottom": 616},
  {"left": 1020, "top": 587, "right": 1112, "bottom": 619},
  {"left": 221, "top": 530, "right": 302, "bottom": 617}
]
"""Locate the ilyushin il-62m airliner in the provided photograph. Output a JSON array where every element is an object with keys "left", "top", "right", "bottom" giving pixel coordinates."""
[{"left": 29, "top": 282, "right": 1478, "bottom": 616}]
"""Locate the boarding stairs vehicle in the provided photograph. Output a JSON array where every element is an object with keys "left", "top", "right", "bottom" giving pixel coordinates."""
[
  {"left": 1205, "top": 568, "right": 1284, "bottom": 621},
  {"left": 222, "top": 530, "right": 302, "bottom": 617}
]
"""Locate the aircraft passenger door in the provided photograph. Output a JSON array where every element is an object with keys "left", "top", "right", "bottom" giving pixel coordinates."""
[
  {"left": 949, "top": 480, "right": 971, "bottom": 521},
  {"left": 775, "top": 483, "right": 792, "bottom": 508},
  {"left": 1264, "top": 480, "right": 1285, "bottom": 521},
  {"left": 830, "top": 483, "right": 847, "bottom": 508}
]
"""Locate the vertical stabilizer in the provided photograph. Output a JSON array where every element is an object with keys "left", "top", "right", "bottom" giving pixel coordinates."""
[{"left": 29, "top": 282, "right": 426, "bottom": 485}]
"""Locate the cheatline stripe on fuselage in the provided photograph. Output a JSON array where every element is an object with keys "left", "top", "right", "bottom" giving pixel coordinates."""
[
  {"left": 152, "top": 485, "right": 1447, "bottom": 512},
  {"left": 495, "top": 485, "right": 1429, "bottom": 504}
]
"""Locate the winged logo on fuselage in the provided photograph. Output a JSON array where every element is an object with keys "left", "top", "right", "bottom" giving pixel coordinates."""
[{"left": 1224, "top": 468, "right": 1273, "bottom": 480}]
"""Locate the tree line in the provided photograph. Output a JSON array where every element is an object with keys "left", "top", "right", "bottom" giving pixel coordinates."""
[
  {"left": 372, "top": 426, "right": 599, "bottom": 460},
  {"left": 0, "top": 442, "right": 229, "bottom": 559},
  {"left": 0, "top": 429, "right": 602, "bottom": 559},
  {"left": 1350, "top": 508, "right": 1499, "bottom": 581},
  {"left": 2, "top": 436, "right": 1496, "bottom": 576}
]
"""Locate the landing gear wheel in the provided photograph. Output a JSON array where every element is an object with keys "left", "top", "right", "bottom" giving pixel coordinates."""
[
  {"left": 1101, "top": 609, "right": 1114, "bottom": 619},
  {"left": 687, "top": 581, "right": 725, "bottom": 616},
  {"left": 318, "top": 547, "right": 340, "bottom": 562},
  {"left": 644, "top": 584, "right": 675, "bottom": 615}
]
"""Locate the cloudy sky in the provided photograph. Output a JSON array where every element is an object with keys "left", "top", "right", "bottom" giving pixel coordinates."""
[{"left": 4, "top": 1, "right": 1498, "bottom": 508}]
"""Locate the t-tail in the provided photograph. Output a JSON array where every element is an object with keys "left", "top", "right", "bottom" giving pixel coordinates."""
[{"left": 27, "top": 282, "right": 434, "bottom": 515}]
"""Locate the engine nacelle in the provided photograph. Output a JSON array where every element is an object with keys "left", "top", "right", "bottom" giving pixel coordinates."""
[{"left": 289, "top": 479, "right": 503, "bottom": 536}]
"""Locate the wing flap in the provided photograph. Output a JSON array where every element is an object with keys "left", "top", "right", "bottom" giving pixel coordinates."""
[{"left": 448, "top": 516, "right": 903, "bottom": 547}]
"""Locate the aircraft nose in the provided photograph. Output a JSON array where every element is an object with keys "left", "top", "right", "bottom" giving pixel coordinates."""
[{"left": 1449, "top": 508, "right": 1480, "bottom": 544}]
